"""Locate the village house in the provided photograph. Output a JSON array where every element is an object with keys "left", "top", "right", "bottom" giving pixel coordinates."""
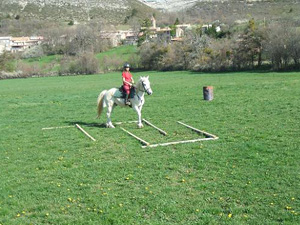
[
  {"left": 0, "top": 36, "right": 44, "bottom": 54},
  {"left": 140, "top": 16, "right": 172, "bottom": 41},
  {"left": 202, "top": 21, "right": 222, "bottom": 33},
  {"left": 99, "top": 16, "right": 173, "bottom": 47},
  {"left": 0, "top": 37, "right": 11, "bottom": 53},
  {"left": 175, "top": 24, "right": 191, "bottom": 38},
  {"left": 99, "top": 30, "right": 139, "bottom": 47},
  {"left": 0, "top": 20, "right": 223, "bottom": 54},
  {"left": 170, "top": 24, "right": 192, "bottom": 42},
  {"left": 98, "top": 17, "right": 222, "bottom": 46}
]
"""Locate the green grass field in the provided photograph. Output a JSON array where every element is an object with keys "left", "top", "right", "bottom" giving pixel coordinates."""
[
  {"left": 96, "top": 45, "right": 137, "bottom": 61},
  {"left": 0, "top": 71, "right": 299, "bottom": 224}
]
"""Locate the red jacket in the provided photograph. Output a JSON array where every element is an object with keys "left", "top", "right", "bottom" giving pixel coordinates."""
[{"left": 122, "top": 71, "right": 132, "bottom": 87}]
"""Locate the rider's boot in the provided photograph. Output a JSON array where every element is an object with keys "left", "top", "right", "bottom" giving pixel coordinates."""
[{"left": 125, "top": 94, "right": 130, "bottom": 105}]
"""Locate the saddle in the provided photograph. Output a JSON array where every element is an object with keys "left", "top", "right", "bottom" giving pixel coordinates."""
[{"left": 116, "top": 86, "right": 136, "bottom": 99}]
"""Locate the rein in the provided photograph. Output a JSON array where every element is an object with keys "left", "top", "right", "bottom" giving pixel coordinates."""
[
  {"left": 133, "top": 79, "right": 148, "bottom": 102},
  {"left": 141, "top": 80, "right": 151, "bottom": 95}
]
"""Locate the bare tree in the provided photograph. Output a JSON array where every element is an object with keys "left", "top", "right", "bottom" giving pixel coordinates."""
[
  {"left": 64, "top": 25, "right": 96, "bottom": 55},
  {"left": 265, "top": 22, "right": 296, "bottom": 70},
  {"left": 287, "top": 31, "right": 300, "bottom": 69}
]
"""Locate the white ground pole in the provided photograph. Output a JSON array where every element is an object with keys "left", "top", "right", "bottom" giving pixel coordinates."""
[
  {"left": 114, "top": 121, "right": 138, "bottom": 125},
  {"left": 142, "top": 121, "right": 218, "bottom": 148},
  {"left": 142, "top": 137, "right": 216, "bottom": 148},
  {"left": 75, "top": 124, "right": 96, "bottom": 142},
  {"left": 120, "top": 127, "right": 150, "bottom": 146},
  {"left": 177, "top": 121, "right": 219, "bottom": 139},
  {"left": 142, "top": 119, "right": 168, "bottom": 136},
  {"left": 42, "top": 125, "right": 74, "bottom": 130}
]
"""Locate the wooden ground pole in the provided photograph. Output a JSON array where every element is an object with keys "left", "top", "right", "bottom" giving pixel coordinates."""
[
  {"left": 75, "top": 124, "right": 96, "bottom": 142},
  {"left": 120, "top": 127, "right": 150, "bottom": 146}
]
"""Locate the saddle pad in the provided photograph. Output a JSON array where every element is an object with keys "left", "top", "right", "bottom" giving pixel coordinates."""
[
  {"left": 113, "top": 89, "right": 124, "bottom": 98},
  {"left": 113, "top": 86, "right": 136, "bottom": 98}
]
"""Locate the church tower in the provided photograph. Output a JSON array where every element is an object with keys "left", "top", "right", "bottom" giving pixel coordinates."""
[{"left": 151, "top": 15, "right": 156, "bottom": 29}]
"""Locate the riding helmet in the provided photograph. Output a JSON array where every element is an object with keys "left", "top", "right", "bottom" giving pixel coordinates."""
[{"left": 123, "top": 63, "right": 130, "bottom": 68}]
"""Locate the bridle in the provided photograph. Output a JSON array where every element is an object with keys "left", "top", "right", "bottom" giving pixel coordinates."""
[{"left": 141, "top": 80, "right": 152, "bottom": 95}]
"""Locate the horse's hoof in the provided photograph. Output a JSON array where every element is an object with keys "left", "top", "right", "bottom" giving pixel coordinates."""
[
  {"left": 137, "top": 124, "right": 144, "bottom": 129},
  {"left": 106, "top": 124, "right": 115, "bottom": 128}
]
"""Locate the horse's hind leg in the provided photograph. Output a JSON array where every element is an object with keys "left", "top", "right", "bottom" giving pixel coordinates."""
[{"left": 106, "top": 103, "right": 115, "bottom": 128}]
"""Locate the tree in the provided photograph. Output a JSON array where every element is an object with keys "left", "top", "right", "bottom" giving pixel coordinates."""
[
  {"left": 142, "top": 18, "right": 151, "bottom": 28},
  {"left": 158, "top": 42, "right": 186, "bottom": 71},
  {"left": 249, "top": 18, "right": 255, "bottom": 32},
  {"left": 0, "top": 52, "right": 15, "bottom": 72},
  {"left": 232, "top": 19, "right": 266, "bottom": 69},
  {"left": 265, "top": 22, "right": 296, "bottom": 70},
  {"left": 288, "top": 34, "right": 300, "bottom": 69},
  {"left": 138, "top": 40, "right": 168, "bottom": 70},
  {"left": 65, "top": 25, "right": 96, "bottom": 55},
  {"left": 59, "top": 52, "right": 99, "bottom": 75},
  {"left": 124, "top": 8, "right": 138, "bottom": 24},
  {"left": 170, "top": 18, "right": 180, "bottom": 37}
]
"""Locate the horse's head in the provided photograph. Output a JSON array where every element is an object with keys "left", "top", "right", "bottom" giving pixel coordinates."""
[{"left": 139, "top": 76, "right": 153, "bottom": 95}]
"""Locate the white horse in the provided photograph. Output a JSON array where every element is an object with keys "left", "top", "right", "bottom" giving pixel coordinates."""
[{"left": 97, "top": 76, "right": 153, "bottom": 128}]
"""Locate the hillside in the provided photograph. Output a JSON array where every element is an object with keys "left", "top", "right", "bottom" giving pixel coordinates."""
[
  {"left": 186, "top": 0, "right": 300, "bottom": 24},
  {"left": 138, "top": 0, "right": 278, "bottom": 12},
  {"left": 1, "top": 0, "right": 297, "bottom": 25},
  {"left": 139, "top": 0, "right": 198, "bottom": 11},
  {"left": 0, "top": 0, "right": 158, "bottom": 23},
  {"left": 139, "top": 0, "right": 299, "bottom": 25}
]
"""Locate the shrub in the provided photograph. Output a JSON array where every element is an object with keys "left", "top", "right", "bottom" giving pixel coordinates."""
[
  {"left": 265, "top": 22, "right": 300, "bottom": 70},
  {"left": 127, "top": 53, "right": 141, "bottom": 70},
  {"left": 21, "top": 45, "right": 44, "bottom": 59},
  {"left": 0, "top": 52, "right": 16, "bottom": 72},
  {"left": 16, "top": 62, "right": 42, "bottom": 77},
  {"left": 0, "top": 70, "right": 23, "bottom": 79},
  {"left": 158, "top": 43, "right": 186, "bottom": 71},
  {"left": 77, "top": 52, "right": 100, "bottom": 74},
  {"left": 100, "top": 55, "right": 123, "bottom": 72},
  {"left": 59, "top": 53, "right": 100, "bottom": 75},
  {"left": 138, "top": 41, "right": 168, "bottom": 70}
]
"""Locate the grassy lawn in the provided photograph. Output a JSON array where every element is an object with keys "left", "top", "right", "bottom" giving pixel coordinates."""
[
  {"left": 18, "top": 55, "right": 62, "bottom": 74},
  {"left": 0, "top": 71, "right": 299, "bottom": 224},
  {"left": 96, "top": 45, "right": 137, "bottom": 61},
  {"left": 22, "top": 55, "right": 62, "bottom": 65},
  {"left": 96, "top": 45, "right": 138, "bottom": 71}
]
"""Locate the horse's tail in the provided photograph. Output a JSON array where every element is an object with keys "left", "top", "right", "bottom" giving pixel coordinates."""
[{"left": 97, "top": 90, "right": 107, "bottom": 118}]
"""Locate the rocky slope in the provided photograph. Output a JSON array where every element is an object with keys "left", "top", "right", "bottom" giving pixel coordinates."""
[
  {"left": 0, "top": 0, "right": 296, "bottom": 24},
  {"left": 139, "top": 0, "right": 198, "bottom": 11},
  {"left": 138, "top": 0, "right": 284, "bottom": 12},
  {"left": 139, "top": 0, "right": 299, "bottom": 26},
  {"left": 0, "top": 0, "right": 156, "bottom": 23}
]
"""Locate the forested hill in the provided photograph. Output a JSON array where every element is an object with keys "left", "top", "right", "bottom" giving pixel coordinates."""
[{"left": 0, "top": 0, "right": 157, "bottom": 23}]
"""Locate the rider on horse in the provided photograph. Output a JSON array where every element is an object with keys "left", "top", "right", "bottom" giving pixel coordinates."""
[{"left": 122, "top": 63, "right": 134, "bottom": 105}]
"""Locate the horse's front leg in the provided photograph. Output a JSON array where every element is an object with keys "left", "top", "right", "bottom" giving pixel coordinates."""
[
  {"left": 106, "top": 103, "right": 115, "bottom": 128},
  {"left": 132, "top": 105, "right": 143, "bottom": 128}
]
